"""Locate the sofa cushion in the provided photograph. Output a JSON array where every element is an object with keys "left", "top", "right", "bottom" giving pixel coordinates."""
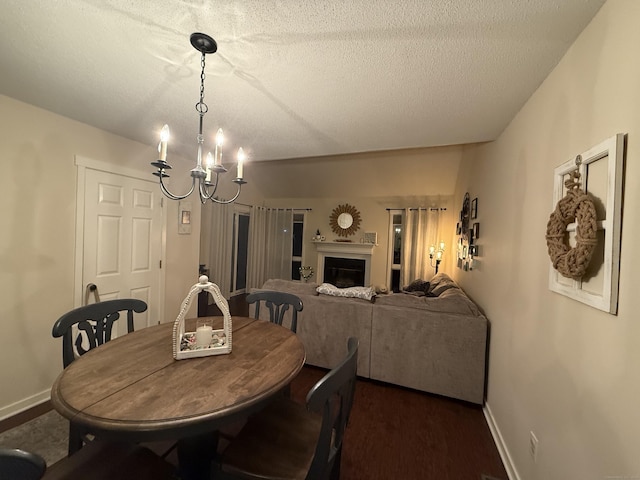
[
  {"left": 370, "top": 307, "right": 487, "bottom": 404},
  {"left": 428, "top": 272, "right": 460, "bottom": 297},
  {"left": 375, "top": 291, "right": 480, "bottom": 316},
  {"left": 428, "top": 272, "right": 454, "bottom": 289},
  {"left": 316, "top": 283, "right": 376, "bottom": 302},
  {"left": 429, "top": 282, "right": 458, "bottom": 297},
  {"left": 296, "top": 294, "right": 373, "bottom": 377},
  {"left": 261, "top": 279, "right": 319, "bottom": 296}
]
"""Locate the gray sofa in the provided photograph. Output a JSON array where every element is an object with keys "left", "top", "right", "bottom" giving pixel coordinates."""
[{"left": 254, "top": 273, "right": 487, "bottom": 404}]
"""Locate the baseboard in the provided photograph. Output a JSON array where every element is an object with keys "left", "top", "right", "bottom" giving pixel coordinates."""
[
  {"left": 483, "top": 401, "right": 521, "bottom": 480},
  {"left": 0, "top": 389, "right": 51, "bottom": 422}
]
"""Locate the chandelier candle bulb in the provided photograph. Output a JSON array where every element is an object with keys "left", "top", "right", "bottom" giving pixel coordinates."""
[
  {"left": 205, "top": 152, "right": 213, "bottom": 182},
  {"left": 159, "top": 124, "right": 170, "bottom": 161},
  {"left": 215, "top": 128, "right": 224, "bottom": 165},
  {"left": 237, "top": 147, "right": 245, "bottom": 179}
]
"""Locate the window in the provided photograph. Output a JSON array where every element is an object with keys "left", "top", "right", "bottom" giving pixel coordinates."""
[
  {"left": 230, "top": 207, "right": 250, "bottom": 295},
  {"left": 387, "top": 211, "right": 403, "bottom": 292},
  {"left": 291, "top": 212, "right": 305, "bottom": 280}
]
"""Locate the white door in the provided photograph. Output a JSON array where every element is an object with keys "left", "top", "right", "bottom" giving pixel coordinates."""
[{"left": 81, "top": 167, "right": 163, "bottom": 336}]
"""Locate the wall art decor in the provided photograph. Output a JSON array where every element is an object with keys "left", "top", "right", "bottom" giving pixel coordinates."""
[
  {"left": 329, "top": 203, "right": 362, "bottom": 237},
  {"left": 460, "top": 193, "right": 470, "bottom": 240},
  {"left": 456, "top": 192, "right": 472, "bottom": 269},
  {"left": 547, "top": 133, "right": 625, "bottom": 314}
]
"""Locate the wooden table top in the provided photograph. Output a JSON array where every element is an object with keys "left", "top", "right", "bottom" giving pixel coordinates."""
[{"left": 50, "top": 317, "right": 305, "bottom": 442}]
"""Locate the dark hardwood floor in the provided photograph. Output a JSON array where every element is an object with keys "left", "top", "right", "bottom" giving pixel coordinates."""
[{"left": 290, "top": 366, "right": 508, "bottom": 480}]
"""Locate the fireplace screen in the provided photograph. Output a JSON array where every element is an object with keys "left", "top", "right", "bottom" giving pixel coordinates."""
[{"left": 323, "top": 257, "right": 366, "bottom": 288}]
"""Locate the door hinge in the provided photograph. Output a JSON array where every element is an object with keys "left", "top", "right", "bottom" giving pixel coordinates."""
[
  {"left": 160, "top": 197, "right": 164, "bottom": 208},
  {"left": 159, "top": 260, "right": 162, "bottom": 269}
]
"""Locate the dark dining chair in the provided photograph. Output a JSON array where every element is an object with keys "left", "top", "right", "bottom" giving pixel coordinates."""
[
  {"left": 246, "top": 291, "right": 303, "bottom": 333},
  {"left": 40, "top": 440, "right": 178, "bottom": 480},
  {"left": 51, "top": 299, "right": 148, "bottom": 455},
  {"left": 52, "top": 299, "right": 148, "bottom": 368},
  {"left": 217, "top": 337, "right": 359, "bottom": 480},
  {"left": 0, "top": 448, "right": 46, "bottom": 480},
  {"left": 1, "top": 443, "right": 178, "bottom": 480}
]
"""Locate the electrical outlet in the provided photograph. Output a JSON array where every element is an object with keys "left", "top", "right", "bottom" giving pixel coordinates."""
[{"left": 529, "top": 431, "right": 539, "bottom": 462}]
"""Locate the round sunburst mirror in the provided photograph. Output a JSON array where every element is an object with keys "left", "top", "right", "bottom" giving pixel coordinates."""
[{"left": 329, "top": 204, "right": 362, "bottom": 237}]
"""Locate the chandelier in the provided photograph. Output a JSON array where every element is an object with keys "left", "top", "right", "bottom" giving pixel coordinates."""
[{"left": 151, "top": 32, "right": 247, "bottom": 204}]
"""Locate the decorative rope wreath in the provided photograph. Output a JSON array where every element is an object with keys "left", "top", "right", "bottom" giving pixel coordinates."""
[{"left": 545, "top": 165, "right": 598, "bottom": 279}]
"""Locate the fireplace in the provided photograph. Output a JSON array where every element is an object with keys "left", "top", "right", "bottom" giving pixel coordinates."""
[
  {"left": 314, "top": 241, "right": 374, "bottom": 287},
  {"left": 324, "top": 257, "right": 366, "bottom": 288}
]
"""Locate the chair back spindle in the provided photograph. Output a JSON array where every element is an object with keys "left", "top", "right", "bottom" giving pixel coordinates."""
[
  {"left": 52, "top": 299, "right": 147, "bottom": 368},
  {"left": 246, "top": 291, "right": 303, "bottom": 333}
]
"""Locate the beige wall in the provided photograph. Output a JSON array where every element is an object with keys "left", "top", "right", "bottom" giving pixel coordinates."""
[
  {"left": 0, "top": 95, "right": 200, "bottom": 418},
  {"left": 452, "top": 1, "right": 640, "bottom": 478},
  {"left": 246, "top": 147, "right": 464, "bottom": 286}
]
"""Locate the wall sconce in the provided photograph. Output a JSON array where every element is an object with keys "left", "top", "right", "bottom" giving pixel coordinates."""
[{"left": 429, "top": 241, "right": 445, "bottom": 274}]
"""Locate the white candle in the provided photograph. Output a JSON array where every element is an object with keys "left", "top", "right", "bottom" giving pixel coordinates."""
[
  {"left": 205, "top": 152, "right": 213, "bottom": 182},
  {"left": 159, "top": 124, "right": 170, "bottom": 161},
  {"left": 195, "top": 325, "right": 212, "bottom": 347},
  {"left": 215, "top": 128, "right": 224, "bottom": 166},
  {"left": 237, "top": 147, "right": 245, "bottom": 179}
]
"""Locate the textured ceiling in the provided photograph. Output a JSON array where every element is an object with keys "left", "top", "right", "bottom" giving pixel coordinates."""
[{"left": 0, "top": 0, "right": 605, "bottom": 163}]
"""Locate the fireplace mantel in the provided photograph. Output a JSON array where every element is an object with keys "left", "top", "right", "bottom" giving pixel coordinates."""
[
  {"left": 313, "top": 241, "right": 374, "bottom": 285},
  {"left": 313, "top": 241, "right": 375, "bottom": 255}
]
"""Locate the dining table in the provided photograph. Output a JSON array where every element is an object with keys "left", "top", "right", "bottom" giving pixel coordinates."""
[{"left": 50, "top": 316, "right": 306, "bottom": 479}]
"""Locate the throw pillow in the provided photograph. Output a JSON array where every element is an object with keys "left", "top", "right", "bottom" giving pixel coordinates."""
[
  {"left": 429, "top": 283, "right": 458, "bottom": 297},
  {"left": 401, "top": 279, "right": 430, "bottom": 296},
  {"left": 316, "top": 283, "right": 376, "bottom": 301}
]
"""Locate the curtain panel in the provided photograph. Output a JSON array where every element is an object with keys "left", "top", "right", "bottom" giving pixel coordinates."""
[
  {"left": 247, "top": 207, "right": 293, "bottom": 290},
  {"left": 203, "top": 202, "right": 234, "bottom": 298},
  {"left": 400, "top": 208, "right": 443, "bottom": 287}
]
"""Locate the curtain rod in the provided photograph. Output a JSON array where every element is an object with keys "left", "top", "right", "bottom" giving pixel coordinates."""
[
  {"left": 252, "top": 205, "right": 313, "bottom": 211},
  {"left": 227, "top": 201, "right": 312, "bottom": 211},
  {"left": 385, "top": 207, "right": 447, "bottom": 211}
]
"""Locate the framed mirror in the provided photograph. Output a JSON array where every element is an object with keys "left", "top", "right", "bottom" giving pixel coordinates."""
[
  {"left": 329, "top": 204, "right": 361, "bottom": 237},
  {"left": 338, "top": 212, "right": 353, "bottom": 229}
]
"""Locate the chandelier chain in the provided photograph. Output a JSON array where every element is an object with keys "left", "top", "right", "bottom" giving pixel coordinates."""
[{"left": 196, "top": 51, "right": 208, "bottom": 114}]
